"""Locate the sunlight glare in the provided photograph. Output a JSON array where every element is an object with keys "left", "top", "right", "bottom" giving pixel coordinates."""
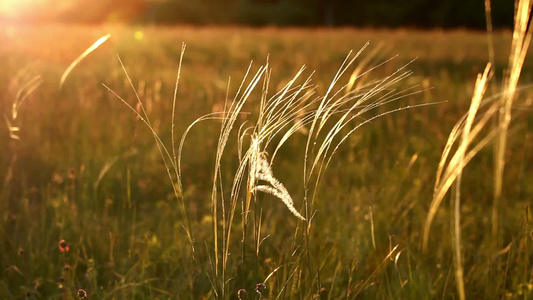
[{"left": 0, "top": 0, "right": 50, "bottom": 19}]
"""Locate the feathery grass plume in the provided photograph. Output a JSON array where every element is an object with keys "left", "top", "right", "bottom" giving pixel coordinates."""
[
  {"left": 229, "top": 65, "right": 317, "bottom": 222},
  {"left": 60, "top": 34, "right": 110, "bottom": 89},
  {"left": 292, "top": 50, "right": 432, "bottom": 296},
  {"left": 110, "top": 42, "right": 426, "bottom": 297},
  {"left": 252, "top": 152, "right": 306, "bottom": 221},
  {"left": 217, "top": 49, "right": 428, "bottom": 297},
  {"left": 218, "top": 61, "right": 319, "bottom": 296},
  {"left": 493, "top": 0, "right": 533, "bottom": 243}
]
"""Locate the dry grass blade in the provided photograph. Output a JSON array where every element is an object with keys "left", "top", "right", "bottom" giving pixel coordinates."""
[
  {"left": 493, "top": 0, "right": 533, "bottom": 242},
  {"left": 4, "top": 71, "right": 43, "bottom": 140},
  {"left": 450, "top": 63, "right": 492, "bottom": 300},
  {"left": 12, "top": 75, "right": 42, "bottom": 120},
  {"left": 424, "top": 64, "right": 492, "bottom": 253},
  {"left": 93, "top": 156, "right": 119, "bottom": 192},
  {"left": 345, "top": 44, "right": 382, "bottom": 94},
  {"left": 172, "top": 43, "right": 186, "bottom": 169},
  {"left": 4, "top": 115, "right": 20, "bottom": 140},
  {"left": 59, "top": 34, "right": 110, "bottom": 89},
  {"left": 421, "top": 62, "right": 508, "bottom": 300}
]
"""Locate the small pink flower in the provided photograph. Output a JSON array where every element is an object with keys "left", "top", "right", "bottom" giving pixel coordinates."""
[
  {"left": 77, "top": 289, "right": 87, "bottom": 299},
  {"left": 255, "top": 283, "right": 266, "bottom": 295},
  {"left": 238, "top": 289, "right": 248, "bottom": 300},
  {"left": 58, "top": 240, "right": 70, "bottom": 252}
]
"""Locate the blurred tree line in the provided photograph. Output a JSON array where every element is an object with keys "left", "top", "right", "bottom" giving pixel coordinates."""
[{"left": 56, "top": 0, "right": 514, "bottom": 28}]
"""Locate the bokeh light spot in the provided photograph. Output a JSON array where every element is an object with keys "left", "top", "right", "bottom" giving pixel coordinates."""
[{"left": 134, "top": 30, "right": 144, "bottom": 41}]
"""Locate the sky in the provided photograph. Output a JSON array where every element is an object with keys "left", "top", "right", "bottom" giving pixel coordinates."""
[{"left": 0, "top": 0, "right": 88, "bottom": 21}]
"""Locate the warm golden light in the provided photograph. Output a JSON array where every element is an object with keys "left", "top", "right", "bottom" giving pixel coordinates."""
[
  {"left": 0, "top": 0, "right": 146, "bottom": 23},
  {"left": 0, "top": 0, "right": 33, "bottom": 17},
  {"left": 0, "top": 0, "right": 61, "bottom": 20}
]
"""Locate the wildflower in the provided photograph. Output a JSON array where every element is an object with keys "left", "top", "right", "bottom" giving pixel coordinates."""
[
  {"left": 52, "top": 173, "right": 64, "bottom": 184},
  {"left": 237, "top": 289, "right": 248, "bottom": 300},
  {"left": 77, "top": 289, "right": 87, "bottom": 299},
  {"left": 255, "top": 283, "right": 267, "bottom": 297},
  {"left": 58, "top": 240, "right": 70, "bottom": 252},
  {"left": 64, "top": 264, "right": 71, "bottom": 271},
  {"left": 68, "top": 168, "right": 76, "bottom": 179}
]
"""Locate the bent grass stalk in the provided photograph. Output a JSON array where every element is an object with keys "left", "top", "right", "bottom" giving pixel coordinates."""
[
  {"left": 451, "top": 64, "right": 492, "bottom": 300},
  {"left": 422, "top": 5, "right": 533, "bottom": 299},
  {"left": 60, "top": 34, "right": 110, "bottom": 89},
  {"left": 423, "top": 2, "right": 533, "bottom": 293},
  {"left": 423, "top": 64, "right": 498, "bottom": 299}
]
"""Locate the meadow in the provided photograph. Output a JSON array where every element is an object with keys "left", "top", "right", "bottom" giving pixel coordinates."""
[{"left": 1, "top": 24, "right": 533, "bottom": 299}]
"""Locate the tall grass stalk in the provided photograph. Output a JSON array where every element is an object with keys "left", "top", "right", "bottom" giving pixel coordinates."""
[
  {"left": 3, "top": 20, "right": 533, "bottom": 298},
  {"left": 104, "top": 32, "right": 465, "bottom": 297},
  {"left": 484, "top": 0, "right": 495, "bottom": 72},
  {"left": 451, "top": 64, "right": 492, "bottom": 300},
  {"left": 493, "top": 0, "right": 533, "bottom": 245},
  {"left": 176, "top": 46, "right": 424, "bottom": 296},
  {"left": 103, "top": 50, "right": 196, "bottom": 259},
  {"left": 424, "top": 2, "right": 532, "bottom": 298},
  {"left": 424, "top": 63, "right": 501, "bottom": 297}
]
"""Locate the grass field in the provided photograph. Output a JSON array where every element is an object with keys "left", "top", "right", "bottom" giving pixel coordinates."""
[{"left": 1, "top": 24, "right": 533, "bottom": 299}]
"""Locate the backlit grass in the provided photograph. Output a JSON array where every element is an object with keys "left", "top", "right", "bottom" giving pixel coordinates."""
[{"left": 1, "top": 23, "right": 533, "bottom": 299}]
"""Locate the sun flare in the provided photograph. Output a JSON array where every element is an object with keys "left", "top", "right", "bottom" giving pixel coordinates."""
[
  {"left": 0, "top": 0, "right": 54, "bottom": 19},
  {"left": 0, "top": 0, "right": 29, "bottom": 17}
]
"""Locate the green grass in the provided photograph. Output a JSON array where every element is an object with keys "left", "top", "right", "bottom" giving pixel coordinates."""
[{"left": 1, "top": 24, "right": 533, "bottom": 299}]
